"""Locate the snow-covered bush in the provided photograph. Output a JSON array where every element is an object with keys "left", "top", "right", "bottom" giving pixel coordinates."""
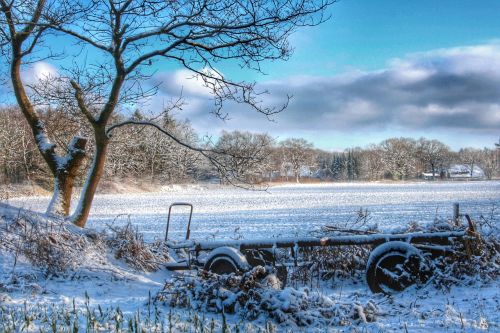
[
  {"left": 400, "top": 215, "right": 500, "bottom": 288},
  {"left": 156, "top": 267, "right": 380, "bottom": 328},
  {"left": 431, "top": 233, "right": 500, "bottom": 288},
  {"left": 0, "top": 208, "right": 171, "bottom": 276}
]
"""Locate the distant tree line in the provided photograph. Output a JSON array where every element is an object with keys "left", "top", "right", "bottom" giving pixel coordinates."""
[{"left": 1, "top": 107, "right": 498, "bottom": 187}]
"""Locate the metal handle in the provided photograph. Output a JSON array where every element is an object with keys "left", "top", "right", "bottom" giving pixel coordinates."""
[{"left": 165, "top": 202, "right": 193, "bottom": 242}]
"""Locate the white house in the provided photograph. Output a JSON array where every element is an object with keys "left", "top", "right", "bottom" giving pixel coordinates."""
[{"left": 448, "top": 164, "right": 485, "bottom": 179}]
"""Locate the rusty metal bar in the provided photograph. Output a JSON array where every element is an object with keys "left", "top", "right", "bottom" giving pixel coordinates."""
[{"left": 190, "top": 230, "right": 467, "bottom": 251}]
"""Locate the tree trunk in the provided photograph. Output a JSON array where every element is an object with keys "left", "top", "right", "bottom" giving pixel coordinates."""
[
  {"left": 10, "top": 43, "right": 88, "bottom": 218},
  {"left": 47, "top": 172, "right": 78, "bottom": 216},
  {"left": 68, "top": 68, "right": 125, "bottom": 227},
  {"left": 70, "top": 132, "right": 109, "bottom": 227},
  {"left": 46, "top": 137, "right": 87, "bottom": 216}
]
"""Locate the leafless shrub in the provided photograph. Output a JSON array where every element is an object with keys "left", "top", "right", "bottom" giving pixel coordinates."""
[
  {"left": 290, "top": 245, "right": 372, "bottom": 287},
  {"left": 0, "top": 213, "right": 93, "bottom": 275},
  {"left": 290, "top": 207, "right": 374, "bottom": 285},
  {"left": 0, "top": 210, "right": 171, "bottom": 275},
  {"left": 106, "top": 221, "right": 171, "bottom": 272}
]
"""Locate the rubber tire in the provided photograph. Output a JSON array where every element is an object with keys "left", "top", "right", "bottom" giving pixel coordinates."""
[
  {"left": 204, "top": 255, "right": 240, "bottom": 275},
  {"left": 366, "top": 242, "right": 428, "bottom": 294}
]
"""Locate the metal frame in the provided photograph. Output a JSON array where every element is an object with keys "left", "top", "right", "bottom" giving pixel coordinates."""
[{"left": 165, "top": 202, "right": 193, "bottom": 242}]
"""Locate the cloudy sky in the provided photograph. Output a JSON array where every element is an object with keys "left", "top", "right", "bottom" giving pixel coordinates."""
[
  {"left": 145, "top": 0, "right": 500, "bottom": 151},
  {"left": 3, "top": 0, "right": 500, "bottom": 151}
]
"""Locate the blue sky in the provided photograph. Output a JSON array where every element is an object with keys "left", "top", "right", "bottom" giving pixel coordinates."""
[
  {"left": 218, "top": 0, "right": 500, "bottom": 80},
  {"left": 3, "top": 0, "right": 500, "bottom": 151}
]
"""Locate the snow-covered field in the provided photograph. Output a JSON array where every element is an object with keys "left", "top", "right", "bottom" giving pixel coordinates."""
[
  {"left": 2, "top": 181, "right": 500, "bottom": 332},
  {"left": 9, "top": 181, "right": 500, "bottom": 241}
]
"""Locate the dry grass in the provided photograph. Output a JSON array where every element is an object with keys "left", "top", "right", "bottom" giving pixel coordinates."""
[
  {"left": 106, "top": 220, "right": 171, "bottom": 272},
  {"left": 0, "top": 183, "right": 50, "bottom": 200}
]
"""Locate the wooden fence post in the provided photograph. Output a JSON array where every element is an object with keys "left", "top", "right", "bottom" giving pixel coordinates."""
[{"left": 453, "top": 203, "right": 460, "bottom": 226}]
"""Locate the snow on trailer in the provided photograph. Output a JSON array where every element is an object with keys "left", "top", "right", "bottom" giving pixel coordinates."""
[{"left": 163, "top": 202, "right": 478, "bottom": 294}]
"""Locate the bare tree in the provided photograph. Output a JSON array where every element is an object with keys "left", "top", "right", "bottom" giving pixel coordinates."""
[
  {"left": 260, "top": 146, "right": 283, "bottom": 183},
  {"left": 416, "top": 138, "right": 451, "bottom": 180},
  {"left": 458, "top": 147, "right": 483, "bottom": 178},
  {"left": 380, "top": 138, "right": 417, "bottom": 180},
  {"left": 279, "top": 138, "right": 315, "bottom": 183},
  {"left": 359, "top": 144, "right": 384, "bottom": 181},
  {"left": 0, "top": 0, "right": 87, "bottom": 217},
  {"left": 477, "top": 148, "right": 496, "bottom": 180},
  {"left": 1, "top": 0, "right": 334, "bottom": 227},
  {"left": 0, "top": 107, "right": 39, "bottom": 183},
  {"left": 213, "top": 131, "right": 273, "bottom": 184}
]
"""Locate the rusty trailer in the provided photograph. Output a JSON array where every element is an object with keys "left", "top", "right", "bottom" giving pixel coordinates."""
[{"left": 163, "top": 203, "right": 476, "bottom": 293}]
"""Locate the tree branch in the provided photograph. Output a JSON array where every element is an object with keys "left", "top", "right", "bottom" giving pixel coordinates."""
[
  {"left": 18, "top": 0, "right": 46, "bottom": 42},
  {"left": 106, "top": 120, "right": 208, "bottom": 153},
  {"left": 69, "top": 80, "right": 97, "bottom": 124},
  {"left": 50, "top": 25, "right": 112, "bottom": 53}
]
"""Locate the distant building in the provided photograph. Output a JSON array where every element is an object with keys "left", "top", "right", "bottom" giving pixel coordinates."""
[
  {"left": 448, "top": 164, "right": 485, "bottom": 179},
  {"left": 421, "top": 172, "right": 441, "bottom": 180}
]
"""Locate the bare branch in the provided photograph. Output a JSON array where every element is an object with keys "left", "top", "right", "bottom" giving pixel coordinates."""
[
  {"left": 50, "top": 25, "right": 112, "bottom": 52},
  {"left": 18, "top": 0, "right": 46, "bottom": 42},
  {"left": 106, "top": 120, "right": 206, "bottom": 152},
  {"left": 69, "top": 80, "right": 97, "bottom": 124}
]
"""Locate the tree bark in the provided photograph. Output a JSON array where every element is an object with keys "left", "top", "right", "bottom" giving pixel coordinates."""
[{"left": 70, "top": 129, "right": 109, "bottom": 227}]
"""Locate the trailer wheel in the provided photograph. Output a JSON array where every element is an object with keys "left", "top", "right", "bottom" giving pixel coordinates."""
[
  {"left": 203, "top": 247, "right": 250, "bottom": 275},
  {"left": 204, "top": 255, "right": 240, "bottom": 275},
  {"left": 366, "top": 241, "right": 431, "bottom": 294}
]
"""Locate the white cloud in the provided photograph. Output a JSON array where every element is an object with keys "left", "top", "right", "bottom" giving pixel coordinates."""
[
  {"left": 171, "top": 69, "right": 212, "bottom": 98},
  {"left": 145, "top": 42, "right": 500, "bottom": 148}
]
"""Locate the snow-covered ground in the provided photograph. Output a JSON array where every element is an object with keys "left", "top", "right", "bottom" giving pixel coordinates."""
[
  {"left": 8, "top": 181, "right": 500, "bottom": 241},
  {"left": 2, "top": 181, "right": 500, "bottom": 332}
]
